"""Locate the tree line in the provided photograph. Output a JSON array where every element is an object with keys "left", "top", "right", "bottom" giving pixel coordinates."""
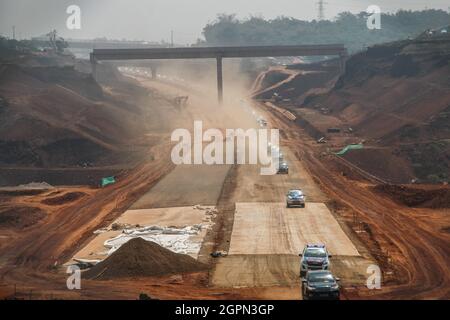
[{"left": 199, "top": 10, "right": 450, "bottom": 52}]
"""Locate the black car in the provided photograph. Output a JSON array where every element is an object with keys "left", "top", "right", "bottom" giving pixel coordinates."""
[
  {"left": 277, "top": 162, "right": 289, "bottom": 174},
  {"left": 301, "top": 270, "right": 340, "bottom": 300}
]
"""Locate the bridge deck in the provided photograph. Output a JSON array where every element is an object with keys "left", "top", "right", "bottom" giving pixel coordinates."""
[
  {"left": 92, "top": 45, "right": 347, "bottom": 60},
  {"left": 90, "top": 45, "right": 347, "bottom": 103}
]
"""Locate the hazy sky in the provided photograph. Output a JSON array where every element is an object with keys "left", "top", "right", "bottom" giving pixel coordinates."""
[{"left": 0, "top": 0, "right": 449, "bottom": 44}]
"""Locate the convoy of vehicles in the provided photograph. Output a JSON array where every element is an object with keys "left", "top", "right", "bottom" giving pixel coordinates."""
[{"left": 261, "top": 116, "right": 340, "bottom": 301}]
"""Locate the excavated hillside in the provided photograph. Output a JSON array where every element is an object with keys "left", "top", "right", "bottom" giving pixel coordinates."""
[
  {"left": 252, "top": 59, "right": 341, "bottom": 104},
  {"left": 0, "top": 51, "right": 165, "bottom": 186},
  {"left": 310, "top": 39, "right": 450, "bottom": 183},
  {"left": 259, "top": 37, "right": 450, "bottom": 183}
]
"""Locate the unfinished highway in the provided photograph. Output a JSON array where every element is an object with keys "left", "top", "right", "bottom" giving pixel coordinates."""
[
  {"left": 2, "top": 62, "right": 447, "bottom": 300},
  {"left": 67, "top": 73, "right": 372, "bottom": 299}
]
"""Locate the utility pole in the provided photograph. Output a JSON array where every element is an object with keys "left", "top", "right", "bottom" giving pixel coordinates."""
[
  {"left": 12, "top": 25, "right": 16, "bottom": 40},
  {"left": 216, "top": 56, "right": 223, "bottom": 104},
  {"left": 171, "top": 29, "right": 174, "bottom": 47},
  {"left": 317, "top": 0, "right": 327, "bottom": 21}
]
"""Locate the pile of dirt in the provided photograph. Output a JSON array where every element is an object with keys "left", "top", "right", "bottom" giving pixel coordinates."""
[
  {"left": 373, "top": 184, "right": 450, "bottom": 208},
  {"left": 0, "top": 206, "right": 46, "bottom": 229},
  {"left": 41, "top": 192, "right": 86, "bottom": 206},
  {"left": 84, "top": 238, "right": 208, "bottom": 280}
]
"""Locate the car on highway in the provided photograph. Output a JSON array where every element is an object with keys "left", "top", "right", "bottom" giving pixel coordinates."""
[
  {"left": 277, "top": 162, "right": 289, "bottom": 174},
  {"left": 269, "top": 145, "right": 285, "bottom": 164},
  {"left": 257, "top": 118, "right": 268, "bottom": 127},
  {"left": 286, "top": 189, "right": 305, "bottom": 208},
  {"left": 299, "top": 244, "right": 331, "bottom": 276},
  {"left": 301, "top": 270, "right": 340, "bottom": 300}
]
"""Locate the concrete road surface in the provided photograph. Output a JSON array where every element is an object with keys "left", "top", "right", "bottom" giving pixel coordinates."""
[
  {"left": 131, "top": 164, "right": 231, "bottom": 209},
  {"left": 229, "top": 150, "right": 327, "bottom": 203},
  {"left": 229, "top": 202, "right": 359, "bottom": 256},
  {"left": 210, "top": 128, "right": 372, "bottom": 290}
]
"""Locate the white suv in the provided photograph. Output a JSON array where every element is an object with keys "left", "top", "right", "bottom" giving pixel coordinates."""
[{"left": 299, "top": 244, "right": 332, "bottom": 277}]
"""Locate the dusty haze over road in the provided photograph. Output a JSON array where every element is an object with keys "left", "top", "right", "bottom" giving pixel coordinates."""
[{"left": 1, "top": 0, "right": 449, "bottom": 44}]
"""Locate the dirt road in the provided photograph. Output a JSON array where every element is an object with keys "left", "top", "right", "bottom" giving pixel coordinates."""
[{"left": 263, "top": 102, "right": 450, "bottom": 299}]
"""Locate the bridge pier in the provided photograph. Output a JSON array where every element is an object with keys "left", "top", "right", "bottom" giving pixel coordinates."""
[
  {"left": 90, "top": 53, "right": 97, "bottom": 80},
  {"left": 216, "top": 56, "right": 223, "bottom": 104},
  {"left": 339, "top": 53, "right": 347, "bottom": 75},
  {"left": 151, "top": 66, "right": 157, "bottom": 79}
]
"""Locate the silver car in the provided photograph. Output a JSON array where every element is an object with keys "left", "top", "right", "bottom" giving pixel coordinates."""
[{"left": 286, "top": 189, "right": 305, "bottom": 208}]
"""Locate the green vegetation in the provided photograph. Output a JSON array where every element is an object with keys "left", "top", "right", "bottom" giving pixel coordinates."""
[
  {"left": 0, "top": 37, "right": 38, "bottom": 60},
  {"left": 0, "top": 30, "right": 68, "bottom": 61},
  {"left": 399, "top": 125, "right": 421, "bottom": 140},
  {"left": 428, "top": 106, "right": 450, "bottom": 133},
  {"left": 201, "top": 10, "right": 450, "bottom": 52},
  {"left": 402, "top": 142, "right": 450, "bottom": 183}
]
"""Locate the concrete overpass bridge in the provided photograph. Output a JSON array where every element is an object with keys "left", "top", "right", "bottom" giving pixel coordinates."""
[{"left": 90, "top": 45, "right": 348, "bottom": 103}]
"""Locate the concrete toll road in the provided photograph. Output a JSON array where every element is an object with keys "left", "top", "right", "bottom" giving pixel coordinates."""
[{"left": 210, "top": 147, "right": 374, "bottom": 297}]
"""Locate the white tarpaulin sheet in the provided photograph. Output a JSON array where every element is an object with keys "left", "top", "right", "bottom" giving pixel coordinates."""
[{"left": 104, "top": 224, "right": 208, "bottom": 257}]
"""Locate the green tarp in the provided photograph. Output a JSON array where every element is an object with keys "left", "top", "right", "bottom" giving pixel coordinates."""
[
  {"left": 101, "top": 176, "right": 116, "bottom": 187},
  {"left": 336, "top": 144, "right": 364, "bottom": 155}
]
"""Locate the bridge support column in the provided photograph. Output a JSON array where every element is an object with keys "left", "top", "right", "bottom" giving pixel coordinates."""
[
  {"left": 150, "top": 63, "right": 158, "bottom": 79},
  {"left": 216, "top": 56, "right": 223, "bottom": 104},
  {"left": 90, "top": 53, "right": 97, "bottom": 80},
  {"left": 339, "top": 54, "right": 347, "bottom": 75}
]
